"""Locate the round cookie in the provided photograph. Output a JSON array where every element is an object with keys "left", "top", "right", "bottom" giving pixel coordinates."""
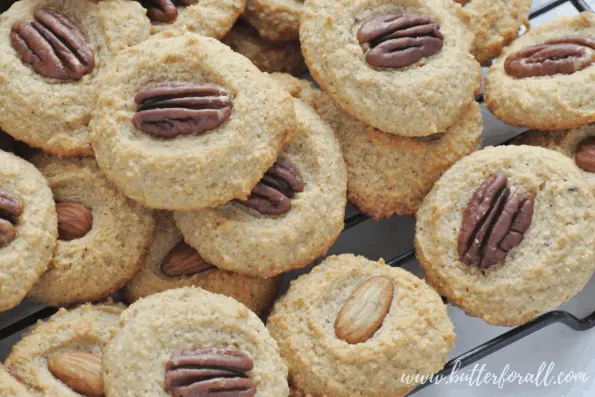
[
  {"left": 271, "top": 73, "right": 483, "bottom": 219},
  {"left": 0, "top": 366, "right": 36, "bottom": 397},
  {"left": 300, "top": 0, "right": 481, "bottom": 137},
  {"left": 267, "top": 254, "right": 455, "bottom": 397},
  {"left": 0, "top": 0, "right": 150, "bottom": 156},
  {"left": 5, "top": 303, "right": 124, "bottom": 397},
  {"left": 415, "top": 146, "right": 595, "bottom": 326},
  {"left": 461, "top": 0, "right": 531, "bottom": 65},
  {"left": 243, "top": 0, "right": 302, "bottom": 41},
  {"left": 123, "top": 211, "right": 277, "bottom": 316},
  {"left": 222, "top": 21, "right": 307, "bottom": 76},
  {"left": 174, "top": 99, "right": 347, "bottom": 278},
  {"left": 91, "top": 31, "right": 296, "bottom": 211},
  {"left": 485, "top": 12, "right": 595, "bottom": 130},
  {"left": 103, "top": 287, "right": 289, "bottom": 397},
  {"left": 0, "top": 150, "right": 57, "bottom": 312},
  {"left": 140, "top": 0, "right": 245, "bottom": 37},
  {"left": 511, "top": 127, "right": 595, "bottom": 195},
  {"left": 26, "top": 154, "right": 155, "bottom": 307}
]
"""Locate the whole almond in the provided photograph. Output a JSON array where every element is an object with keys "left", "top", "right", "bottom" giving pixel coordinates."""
[
  {"left": 576, "top": 137, "right": 595, "bottom": 173},
  {"left": 56, "top": 202, "right": 93, "bottom": 241},
  {"left": 334, "top": 276, "right": 394, "bottom": 344},
  {"left": 161, "top": 241, "right": 215, "bottom": 277},
  {"left": 48, "top": 352, "right": 103, "bottom": 397}
]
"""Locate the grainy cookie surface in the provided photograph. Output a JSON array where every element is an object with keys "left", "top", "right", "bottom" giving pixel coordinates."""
[
  {"left": 174, "top": 99, "right": 347, "bottom": 278},
  {"left": 103, "top": 287, "right": 289, "bottom": 397},
  {"left": 123, "top": 211, "right": 277, "bottom": 315},
  {"left": 91, "top": 32, "right": 296, "bottom": 210},
  {"left": 0, "top": 150, "right": 57, "bottom": 312},
  {"left": 243, "top": 0, "right": 302, "bottom": 41},
  {"left": 485, "top": 12, "right": 595, "bottom": 130},
  {"left": 271, "top": 73, "right": 482, "bottom": 219},
  {"left": 26, "top": 154, "right": 155, "bottom": 307},
  {"left": 5, "top": 303, "right": 124, "bottom": 397},
  {"left": 0, "top": 0, "right": 150, "bottom": 156},
  {"left": 268, "top": 254, "right": 455, "bottom": 397},
  {"left": 416, "top": 146, "right": 595, "bottom": 326},
  {"left": 0, "top": 366, "right": 36, "bottom": 397},
  {"left": 222, "top": 21, "right": 307, "bottom": 76},
  {"left": 300, "top": 0, "right": 481, "bottom": 137}
]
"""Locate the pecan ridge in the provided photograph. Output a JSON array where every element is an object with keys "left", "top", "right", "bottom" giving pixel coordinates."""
[
  {"left": 10, "top": 8, "right": 95, "bottom": 80},
  {"left": 458, "top": 173, "right": 535, "bottom": 269},
  {"left": 357, "top": 13, "right": 444, "bottom": 69},
  {"left": 0, "top": 190, "right": 23, "bottom": 248},
  {"left": 575, "top": 137, "right": 595, "bottom": 173}
]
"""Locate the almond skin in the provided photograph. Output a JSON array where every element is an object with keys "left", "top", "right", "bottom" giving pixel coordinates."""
[
  {"left": 576, "top": 137, "right": 595, "bottom": 173},
  {"left": 56, "top": 202, "right": 93, "bottom": 241},
  {"left": 334, "top": 276, "right": 394, "bottom": 344},
  {"left": 48, "top": 352, "right": 103, "bottom": 397},
  {"left": 161, "top": 241, "right": 215, "bottom": 277}
]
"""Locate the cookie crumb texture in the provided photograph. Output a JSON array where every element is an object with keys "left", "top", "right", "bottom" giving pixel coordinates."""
[
  {"left": 268, "top": 254, "right": 455, "bottom": 397},
  {"left": 5, "top": 303, "right": 124, "bottom": 396},
  {"left": 485, "top": 12, "right": 595, "bottom": 130},
  {"left": 174, "top": 99, "right": 347, "bottom": 278},
  {"left": 0, "top": 151, "right": 57, "bottom": 312},
  {"left": 300, "top": 0, "right": 481, "bottom": 137},
  {"left": 0, "top": 0, "right": 150, "bottom": 156},
  {"left": 416, "top": 146, "right": 595, "bottom": 326},
  {"left": 0, "top": 366, "right": 34, "bottom": 397},
  {"left": 26, "top": 154, "right": 155, "bottom": 307},
  {"left": 243, "top": 0, "right": 302, "bottom": 41},
  {"left": 91, "top": 32, "right": 296, "bottom": 210},
  {"left": 103, "top": 287, "right": 289, "bottom": 397}
]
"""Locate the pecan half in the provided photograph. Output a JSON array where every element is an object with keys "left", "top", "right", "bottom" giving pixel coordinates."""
[
  {"left": 458, "top": 173, "right": 535, "bottom": 269},
  {"left": 237, "top": 159, "right": 304, "bottom": 215},
  {"left": 161, "top": 241, "right": 216, "bottom": 277},
  {"left": 133, "top": 82, "right": 233, "bottom": 139},
  {"left": 56, "top": 202, "right": 93, "bottom": 241},
  {"left": 48, "top": 352, "right": 103, "bottom": 397},
  {"left": 165, "top": 347, "right": 256, "bottom": 397},
  {"left": 139, "top": 0, "right": 198, "bottom": 23},
  {"left": 576, "top": 137, "right": 595, "bottom": 173},
  {"left": 505, "top": 36, "right": 595, "bottom": 78},
  {"left": 10, "top": 8, "right": 95, "bottom": 80},
  {"left": 0, "top": 190, "right": 23, "bottom": 248},
  {"left": 357, "top": 13, "right": 444, "bottom": 69}
]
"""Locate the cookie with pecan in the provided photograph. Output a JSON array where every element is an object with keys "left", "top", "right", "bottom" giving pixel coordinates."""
[
  {"left": 415, "top": 145, "right": 595, "bottom": 326},
  {"left": 0, "top": 0, "right": 150, "bottom": 156},
  {"left": 485, "top": 13, "right": 595, "bottom": 130},
  {"left": 26, "top": 154, "right": 155, "bottom": 308}
]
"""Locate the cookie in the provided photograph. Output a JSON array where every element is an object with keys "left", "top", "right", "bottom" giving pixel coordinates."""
[
  {"left": 91, "top": 31, "right": 296, "bottom": 211},
  {"left": 0, "top": 0, "right": 150, "bottom": 156},
  {"left": 103, "top": 287, "right": 289, "bottom": 396},
  {"left": 5, "top": 303, "right": 124, "bottom": 397},
  {"left": 415, "top": 146, "right": 595, "bottom": 326},
  {"left": 460, "top": 0, "right": 531, "bottom": 65},
  {"left": 243, "top": 0, "right": 302, "bottom": 41},
  {"left": 175, "top": 99, "right": 347, "bottom": 278},
  {"left": 511, "top": 127, "right": 595, "bottom": 195},
  {"left": 271, "top": 73, "right": 483, "bottom": 219},
  {"left": 122, "top": 211, "right": 277, "bottom": 316},
  {"left": 25, "top": 154, "right": 155, "bottom": 307},
  {"left": 300, "top": 0, "right": 481, "bottom": 137},
  {"left": 485, "top": 12, "right": 595, "bottom": 130},
  {"left": 140, "top": 0, "right": 245, "bottom": 37},
  {"left": 0, "top": 366, "right": 35, "bottom": 397},
  {"left": 222, "top": 21, "right": 307, "bottom": 76},
  {"left": 267, "top": 254, "right": 455, "bottom": 397},
  {"left": 0, "top": 150, "right": 57, "bottom": 312}
]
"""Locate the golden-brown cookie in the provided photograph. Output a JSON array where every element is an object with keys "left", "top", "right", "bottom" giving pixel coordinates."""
[{"left": 243, "top": 0, "right": 302, "bottom": 41}]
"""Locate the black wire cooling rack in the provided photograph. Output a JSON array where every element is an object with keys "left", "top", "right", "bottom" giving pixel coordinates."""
[{"left": 1, "top": 0, "right": 594, "bottom": 394}]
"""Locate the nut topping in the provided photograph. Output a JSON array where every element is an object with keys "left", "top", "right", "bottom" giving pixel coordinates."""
[
  {"left": 576, "top": 137, "right": 595, "bottom": 173},
  {"left": 161, "top": 241, "right": 216, "bottom": 277},
  {"left": 139, "top": 0, "right": 198, "bottom": 23},
  {"left": 237, "top": 159, "right": 304, "bottom": 215},
  {"left": 505, "top": 36, "right": 595, "bottom": 78},
  {"left": 48, "top": 352, "right": 103, "bottom": 397},
  {"left": 165, "top": 347, "right": 256, "bottom": 397},
  {"left": 0, "top": 190, "right": 23, "bottom": 248},
  {"left": 357, "top": 13, "right": 444, "bottom": 69},
  {"left": 458, "top": 173, "right": 535, "bottom": 269},
  {"left": 56, "top": 202, "right": 93, "bottom": 241},
  {"left": 133, "top": 82, "right": 233, "bottom": 139},
  {"left": 10, "top": 8, "right": 95, "bottom": 80},
  {"left": 334, "top": 276, "right": 394, "bottom": 344}
]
